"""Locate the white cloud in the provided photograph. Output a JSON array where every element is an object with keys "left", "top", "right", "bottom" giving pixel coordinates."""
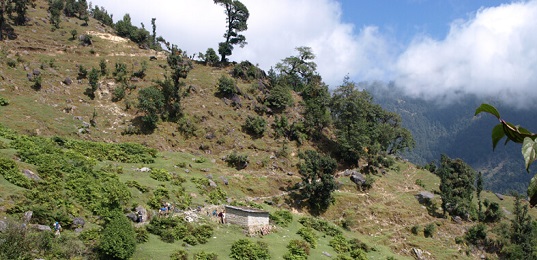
[
  {"left": 394, "top": 0, "right": 537, "bottom": 108},
  {"left": 89, "top": 0, "right": 378, "bottom": 87}
]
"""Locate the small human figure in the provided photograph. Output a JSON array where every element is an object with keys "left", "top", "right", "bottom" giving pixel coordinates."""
[
  {"left": 212, "top": 209, "right": 217, "bottom": 217},
  {"left": 53, "top": 221, "right": 62, "bottom": 237},
  {"left": 218, "top": 211, "right": 223, "bottom": 223},
  {"left": 222, "top": 211, "right": 226, "bottom": 224},
  {"left": 136, "top": 211, "right": 143, "bottom": 223}
]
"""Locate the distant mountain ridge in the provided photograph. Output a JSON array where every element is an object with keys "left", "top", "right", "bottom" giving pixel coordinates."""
[{"left": 365, "top": 82, "right": 537, "bottom": 194}]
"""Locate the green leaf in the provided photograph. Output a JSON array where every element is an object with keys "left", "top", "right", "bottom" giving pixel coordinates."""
[
  {"left": 475, "top": 103, "right": 500, "bottom": 119},
  {"left": 491, "top": 124, "right": 505, "bottom": 150},
  {"left": 522, "top": 137, "right": 537, "bottom": 172},
  {"left": 528, "top": 174, "right": 537, "bottom": 207},
  {"left": 503, "top": 121, "right": 525, "bottom": 143}
]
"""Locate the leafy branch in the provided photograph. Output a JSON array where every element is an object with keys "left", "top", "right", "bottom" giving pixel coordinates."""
[{"left": 475, "top": 103, "right": 537, "bottom": 206}]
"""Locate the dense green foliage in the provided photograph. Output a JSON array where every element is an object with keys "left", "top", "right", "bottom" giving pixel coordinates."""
[
  {"left": 298, "top": 217, "right": 342, "bottom": 237},
  {"left": 501, "top": 195, "right": 537, "bottom": 259},
  {"left": 217, "top": 75, "right": 237, "bottom": 96},
  {"left": 476, "top": 103, "right": 537, "bottom": 206},
  {"left": 243, "top": 115, "right": 266, "bottom": 137},
  {"left": 298, "top": 150, "right": 337, "bottom": 213},
  {"left": 269, "top": 210, "right": 293, "bottom": 227},
  {"left": 283, "top": 239, "right": 310, "bottom": 260},
  {"left": 225, "top": 151, "right": 249, "bottom": 170},
  {"left": 232, "top": 61, "right": 265, "bottom": 80},
  {"left": 229, "top": 239, "right": 270, "bottom": 260},
  {"left": 331, "top": 78, "right": 414, "bottom": 166},
  {"left": 297, "top": 227, "right": 318, "bottom": 248},
  {"left": 0, "top": 157, "right": 32, "bottom": 188},
  {"left": 438, "top": 154, "right": 476, "bottom": 219},
  {"left": 99, "top": 211, "right": 137, "bottom": 259}
]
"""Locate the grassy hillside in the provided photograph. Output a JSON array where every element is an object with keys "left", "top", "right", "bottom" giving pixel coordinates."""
[{"left": 1, "top": 1, "right": 536, "bottom": 260}]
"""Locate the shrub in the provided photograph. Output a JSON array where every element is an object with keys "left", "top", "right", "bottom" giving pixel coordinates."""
[
  {"left": 0, "top": 96, "right": 8, "bottom": 106},
  {"left": 112, "top": 85, "right": 126, "bottom": 102},
  {"left": 411, "top": 225, "right": 420, "bottom": 235},
  {"left": 150, "top": 168, "right": 171, "bottom": 181},
  {"left": 243, "top": 115, "right": 266, "bottom": 137},
  {"left": 99, "top": 59, "right": 108, "bottom": 76},
  {"left": 135, "top": 227, "right": 149, "bottom": 243},
  {"left": 283, "top": 239, "right": 309, "bottom": 260},
  {"left": 99, "top": 211, "right": 136, "bottom": 260},
  {"left": 423, "top": 223, "right": 436, "bottom": 238},
  {"left": 170, "top": 249, "right": 189, "bottom": 260},
  {"left": 6, "top": 59, "right": 16, "bottom": 68},
  {"left": 217, "top": 75, "right": 237, "bottom": 96},
  {"left": 265, "top": 84, "right": 293, "bottom": 112},
  {"left": 297, "top": 227, "right": 318, "bottom": 248},
  {"left": 207, "top": 187, "right": 227, "bottom": 204},
  {"left": 32, "top": 75, "right": 42, "bottom": 90},
  {"left": 230, "top": 239, "right": 270, "bottom": 260},
  {"left": 226, "top": 151, "right": 249, "bottom": 170},
  {"left": 70, "top": 29, "right": 78, "bottom": 40},
  {"left": 465, "top": 223, "right": 487, "bottom": 245},
  {"left": 178, "top": 116, "right": 199, "bottom": 138},
  {"left": 482, "top": 199, "right": 503, "bottom": 223},
  {"left": 0, "top": 157, "right": 32, "bottom": 188},
  {"left": 113, "top": 62, "right": 129, "bottom": 83},
  {"left": 77, "top": 65, "right": 88, "bottom": 79},
  {"left": 231, "top": 61, "right": 265, "bottom": 81},
  {"left": 329, "top": 235, "right": 350, "bottom": 253},
  {"left": 269, "top": 210, "right": 293, "bottom": 227},
  {"left": 204, "top": 48, "right": 219, "bottom": 65},
  {"left": 415, "top": 179, "right": 425, "bottom": 188},
  {"left": 194, "top": 251, "right": 218, "bottom": 260}
]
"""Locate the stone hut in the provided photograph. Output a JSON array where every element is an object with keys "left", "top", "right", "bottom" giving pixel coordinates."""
[{"left": 224, "top": 205, "right": 269, "bottom": 232}]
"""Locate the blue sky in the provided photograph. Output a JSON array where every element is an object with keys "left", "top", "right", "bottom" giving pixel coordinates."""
[
  {"left": 90, "top": 0, "right": 537, "bottom": 108},
  {"left": 339, "top": 0, "right": 510, "bottom": 42}
]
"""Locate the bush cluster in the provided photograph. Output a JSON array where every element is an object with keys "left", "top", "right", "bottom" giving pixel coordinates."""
[
  {"left": 150, "top": 168, "right": 171, "bottom": 181},
  {"left": 243, "top": 115, "right": 266, "bottom": 137},
  {"left": 230, "top": 239, "right": 270, "bottom": 260},
  {"left": 226, "top": 151, "right": 249, "bottom": 170},
  {"left": 147, "top": 217, "right": 213, "bottom": 244},
  {"left": 298, "top": 217, "right": 342, "bottom": 237},
  {"left": 269, "top": 210, "right": 293, "bottom": 227}
]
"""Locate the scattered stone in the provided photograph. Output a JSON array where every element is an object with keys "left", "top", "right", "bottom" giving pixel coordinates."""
[
  {"left": 73, "top": 116, "right": 83, "bottom": 121},
  {"left": 22, "top": 169, "right": 41, "bottom": 181},
  {"left": 74, "top": 227, "right": 83, "bottom": 233},
  {"left": 72, "top": 217, "right": 85, "bottom": 228},
  {"left": 322, "top": 252, "right": 332, "bottom": 257},
  {"left": 415, "top": 191, "right": 435, "bottom": 203},
  {"left": 184, "top": 169, "right": 190, "bottom": 173},
  {"left": 31, "top": 224, "right": 52, "bottom": 232},
  {"left": 22, "top": 211, "right": 33, "bottom": 223},
  {"left": 495, "top": 193, "right": 504, "bottom": 200},
  {"left": 0, "top": 220, "right": 6, "bottom": 232},
  {"left": 33, "top": 69, "right": 40, "bottom": 76},
  {"left": 220, "top": 176, "right": 228, "bottom": 185},
  {"left": 413, "top": 248, "right": 424, "bottom": 260},
  {"left": 206, "top": 174, "right": 213, "bottom": 180},
  {"left": 208, "top": 179, "right": 217, "bottom": 188},
  {"left": 149, "top": 56, "right": 157, "bottom": 61},
  {"left": 287, "top": 172, "right": 294, "bottom": 176},
  {"left": 201, "top": 168, "right": 210, "bottom": 172},
  {"left": 63, "top": 77, "right": 72, "bottom": 85},
  {"left": 452, "top": 216, "right": 462, "bottom": 224},
  {"left": 137, "top": 167, "right": 151, "bottom": 172},
  {"left": 350, "top": 173, "right": 366, "bottom": 186},
  {"left": 126, "top": 212, "right": 137, "bottom": 222}
]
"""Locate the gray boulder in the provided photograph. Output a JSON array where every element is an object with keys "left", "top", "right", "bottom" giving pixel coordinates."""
[
  {"left": 72, "top": 217, "right": 85, "bottom": 228},
  {"left": 22, "top": 211, "right": 33, "bottom": 223},
  {"left": 22, "top": 169, "right": 41, "bottom": 181},
  {"left": 350, "top": 173, "right": 366, "bottom": 186},
  {"left": 31, "top": 224, "right": 52, "bottom": 232},
  {"left": 415, "top": 191, "right": 435, "bottom": 203}
]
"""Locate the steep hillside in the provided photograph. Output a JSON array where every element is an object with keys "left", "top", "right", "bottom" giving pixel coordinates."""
[
  {"left": 366, "top": 82, "right": 537, "bottom": 194},
  {"left": 1, "top": 1, "right": 536, "bottom": 260}
]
